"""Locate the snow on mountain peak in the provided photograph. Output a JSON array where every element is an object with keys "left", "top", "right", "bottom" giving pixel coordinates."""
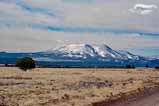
[
  {"left": 93, "top": 44, "right": 118, "bottom": 58},
  {"left": 59, "top": 44, "right": 94, "bottom": 55},
  {"left": 45, "top": 44, "right": 139, "bottom": 60},
  {"left": 47, "top": 44, "right": 97, "bottom": 58}
]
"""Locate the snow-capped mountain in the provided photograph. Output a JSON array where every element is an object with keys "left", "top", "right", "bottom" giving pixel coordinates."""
[
  {"left": 0, "top": 44, "right": 158, "bottom": 67},
  {"left": 44, "top": 44, "right": 141, "bottom": 60},
  {"left": 47, "top": 44, "right": 97, "bottom": 59}
]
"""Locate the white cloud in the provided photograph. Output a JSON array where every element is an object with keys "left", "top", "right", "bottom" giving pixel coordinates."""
[
  {"left": 0, "top": 27, "right": 159, "bottom": 52},
  {"left": 129, "top": 4, "right": 158, "bottom": 15},
  {"left": 134, "top": 4, "right": 157, "bottom": 9},
  {"left": 0, "top": 0, "right": 159, "bottom": 32},
  {"left": 0, "top": 0, "right": 159, "bottom": 56}
]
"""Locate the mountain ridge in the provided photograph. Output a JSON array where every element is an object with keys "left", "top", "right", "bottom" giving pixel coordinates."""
[
  {"left": 43, "top": 44, "right": 143, "bottom": 60},
  {"left": 0, "top": 44, "right": 158, "bottom": 67}
]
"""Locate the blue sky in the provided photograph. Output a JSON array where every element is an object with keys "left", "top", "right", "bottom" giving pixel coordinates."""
[{"left": 0, "top": 0, "right": 159, "bottom": 56}]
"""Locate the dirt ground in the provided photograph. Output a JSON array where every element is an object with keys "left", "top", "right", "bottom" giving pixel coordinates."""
[{"left": 0, "top": 67, "right": 159, "bottom": 106}]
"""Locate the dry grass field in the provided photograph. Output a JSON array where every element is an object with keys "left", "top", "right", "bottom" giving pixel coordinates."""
[{"left": 0, "top": 67, "right": 159, "bottom": 106}]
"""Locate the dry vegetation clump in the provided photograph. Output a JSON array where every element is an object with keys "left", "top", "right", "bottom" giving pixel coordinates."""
[
  {"left": 64, "top": 80, "right": 113, "bottom": 90},
  {"left": 0, "top": 95, "right": 19, "bottom": 106},
  {"left": 0, "top": 67, "right": 159, "bottom": 106}
]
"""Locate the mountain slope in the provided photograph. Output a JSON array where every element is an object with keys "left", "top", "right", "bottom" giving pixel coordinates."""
[
  {"left": 44, "top": 44, "right": 142, "bottom": 60},
  {"left": 0, "top": 44, "right": 158, "bottom": 67}
]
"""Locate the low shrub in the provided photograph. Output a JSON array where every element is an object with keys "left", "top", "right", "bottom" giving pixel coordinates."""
[
  {"left": 155, "top": 66, "right": 159, "bottom": 70},
  {"left": 126, "top": 64, "right": 135, "bottom": 69}
]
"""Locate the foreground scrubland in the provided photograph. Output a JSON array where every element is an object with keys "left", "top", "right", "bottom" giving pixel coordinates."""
[{"left": 0, "top": 67, "right": 159, "bottom": 106}]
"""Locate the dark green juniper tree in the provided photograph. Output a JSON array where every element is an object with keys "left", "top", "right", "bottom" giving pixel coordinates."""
[{"left": 16, "top": 57, "right": 35, "bottom": 71}]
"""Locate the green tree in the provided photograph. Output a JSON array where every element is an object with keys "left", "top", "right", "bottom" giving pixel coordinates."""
[{"left": 16, "top": 57, "right": 35, "bottom": 71}]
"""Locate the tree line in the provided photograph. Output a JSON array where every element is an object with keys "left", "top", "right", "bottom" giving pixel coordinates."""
[{"left": 2, "top": 57, "right": 159, "bottom": 71}]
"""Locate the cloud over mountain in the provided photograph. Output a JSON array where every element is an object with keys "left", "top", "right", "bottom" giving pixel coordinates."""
[{"left": 0, "top": 0, "right": 159, "bottom": 56}]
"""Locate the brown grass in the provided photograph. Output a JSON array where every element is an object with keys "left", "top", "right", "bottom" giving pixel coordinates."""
[{"left": 0, "top": 67, "right": 159, "bottom": 106}]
